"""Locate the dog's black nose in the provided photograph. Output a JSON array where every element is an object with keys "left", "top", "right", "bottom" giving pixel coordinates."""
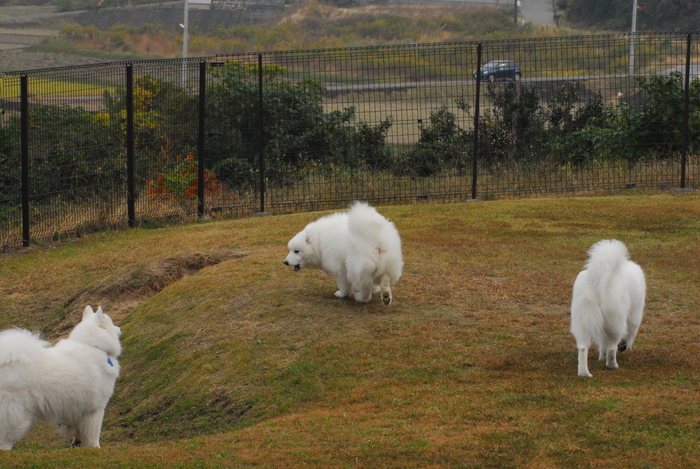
[{"left": 283, "top": 260, "right": 289, "bottom": 266}]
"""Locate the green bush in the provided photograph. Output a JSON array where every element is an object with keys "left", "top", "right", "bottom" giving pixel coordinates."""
[
  {"left": 546, "top": 83, "right": 606, "bottom": 165},
  {"left": 476, "top": 82, "right": 548, "bottom": 167},
  {"left": 0, "top": 115, "right": 21, "bottom": 204},
  {"left": 103, "top": 73, "right": 198, "bottom": 160},
  {"left": 206, "top": 61, "right": 392, "bottom": 188},
  {"left": 395, "top": 145, "right": 443, "bottom": 178},
  {"left": 397, "top": 106, "right": 469, "bottom": 177},
  {"left": 356, "top": 118, "right": 394, "bottom": 170},
  {"left": 0, "top": 105, "right": 126, "bottom": 205},
  {"left": 560, "top": 72, "right": 700, "bottom": 164}
]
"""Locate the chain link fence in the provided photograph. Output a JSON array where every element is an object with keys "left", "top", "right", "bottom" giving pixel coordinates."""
[{"left": 1, "top": 32, "right": 699, "bottom": 249}]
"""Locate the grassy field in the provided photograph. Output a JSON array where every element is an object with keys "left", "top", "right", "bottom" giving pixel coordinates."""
[{"left": 1, "top": 193, "right": 699, "bottom": 467}]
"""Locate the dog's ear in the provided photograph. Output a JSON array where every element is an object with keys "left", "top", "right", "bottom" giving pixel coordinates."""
[
  {"left": 304, "top": 228, "right": 313, "bottom": 245},
  {"left": 96, "top": 306, "right": 104, "bottom": 317},
  {"left": 83, "top": 305, "right": 94, "bottom": 319}
]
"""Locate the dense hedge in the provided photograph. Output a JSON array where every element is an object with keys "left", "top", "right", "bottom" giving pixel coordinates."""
[{"left": 1, "top": 65, "right": 697, "bottom": 212}]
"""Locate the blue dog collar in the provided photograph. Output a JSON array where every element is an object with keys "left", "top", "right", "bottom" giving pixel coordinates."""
[{"left": 107, "top": 357, "right": 114, "bottom": 367}]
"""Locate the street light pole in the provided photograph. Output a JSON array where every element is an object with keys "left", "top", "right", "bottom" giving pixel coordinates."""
[
  {"left": 182, "top": 0, "right": 189, "bottom": 89},
  {"left": 629, "top": 0, "right": 638, "bottom": 76}
]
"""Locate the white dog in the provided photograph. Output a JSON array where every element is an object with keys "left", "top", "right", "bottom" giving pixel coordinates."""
[
  {"left": 570, "top": 239, "right": 646, "bottom": 377},
  {"left": 0, "top": 305, "right": 122, "bottom": 449},
  {"left": 284, "top": 201, "right": 403, "bottom": 305}
]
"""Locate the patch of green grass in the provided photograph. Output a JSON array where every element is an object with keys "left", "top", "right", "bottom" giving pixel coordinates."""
[{"left": 1, "top": 194, "right": 700, "bottom": 467}]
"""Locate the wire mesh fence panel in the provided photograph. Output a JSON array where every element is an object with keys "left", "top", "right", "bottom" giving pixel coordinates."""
[
  {"left": 205, "top": 53, "right": 265, "bottom": 217},
  {"left": 234, "top": 44, "right": 482, "bottom": 215},
  {"left": 1, "top": 64, "right": 130, "bottom": 246},
  {"left": 472, "top": 33, "right": 697, "bottom": 199},
  {"left": 126, "top": 59, "right": 202, "bottom": 223},
  {"left": 1, "top": 33, "right": 699, "bottom": 249},
  {"left": 0, "top": 72, "right": 22, "bottom": 249}
]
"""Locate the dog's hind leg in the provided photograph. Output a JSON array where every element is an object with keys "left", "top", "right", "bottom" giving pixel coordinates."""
[
  {"left": 604, "top": 348, "right": 619, "bottom": 370},
  {"left": 0, "top": 416, "right": 29, "bottom": 450},
  {"left": 577, "top": 347, "right": 592, "bottom": 377},
  {"left": 351, "top": 273, "right": 374, "bottom": 302},
  {"left": 0, "top": 398, "right": 35, "bottom": 450},
  {"left": 353, "top": 284, "right": 373, "bottom": 303},
  {"left": 334, "top": 276, "right": 352, "bottom": 298},
  {"left": 76, "top": 409, "right": 104, "bottom": 448},
  {"left": 0, "top": 419, "right": 33, "bottom": 450},
  {"left": 622, "top": 314, "right": 642, "bottom": 351},
  {"left": 379, "top": 273, "right": 392, "bottom": 305}
]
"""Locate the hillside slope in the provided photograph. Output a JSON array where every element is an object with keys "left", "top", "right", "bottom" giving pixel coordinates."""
[{"left": 1, "top": 195, "right": 699, "bottom": 467}]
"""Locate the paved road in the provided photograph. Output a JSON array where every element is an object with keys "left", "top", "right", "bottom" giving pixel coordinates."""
[{"left": 519, "top": 0, "right": 556, "bottom": 26}]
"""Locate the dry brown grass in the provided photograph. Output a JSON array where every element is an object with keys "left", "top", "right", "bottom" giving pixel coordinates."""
[{"left": 1, "top": 194, "right": 699, "bottom": 467}]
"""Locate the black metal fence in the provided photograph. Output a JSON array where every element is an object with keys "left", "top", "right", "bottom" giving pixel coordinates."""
[{"left": 1, "top": 32, "right": 699, "bottom": 249}]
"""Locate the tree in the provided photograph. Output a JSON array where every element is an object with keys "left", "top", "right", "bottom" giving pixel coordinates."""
[{"left": 476, "top": 82, "right": 548, "bottom": 166}]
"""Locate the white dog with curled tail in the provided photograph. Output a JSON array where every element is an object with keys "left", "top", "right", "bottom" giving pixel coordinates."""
[
  {"left": 0, "top": 305, "right": 121, "bottom": 449},
  {"left": 570, "top": 240, "right": 646, "bottom": 377},
  {"left": 284, "top": 201, "right": 403, "bottom": 305}
]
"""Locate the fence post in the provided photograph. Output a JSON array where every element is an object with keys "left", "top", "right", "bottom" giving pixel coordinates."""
[
  {"left": 20, "top": 74, "right": 29, "bottom": 247},
  {"left": 257, "top": 54, "right": 265, "bottom": 213},
  {"left": 681, "top": 33, "right": 691, "bottom": 189},
  {"left": 126, "top": 63, "right": 135, "bottom": 227},
  {"left": 471, "top": 43, "right": 482, "bottom": 200},
  {"left": 198, "top": 60, "right": 206, "bottom": 217}
]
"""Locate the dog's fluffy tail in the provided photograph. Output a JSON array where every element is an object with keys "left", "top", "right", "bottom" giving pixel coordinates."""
[
  {"left": 347, "top": 201, "right": 401, "bottom": 249},
  {"left": 0, "top": 328, "right": 50, "bottom": 366},
  {"left": 585, "top": 239, "right": 630, "bottom": 300},
  {"left": 347, "top": 201, "right": 390, "bottom": 242},
  {"left": 347, "top": 201, "right": 403, "bottom": 284}
]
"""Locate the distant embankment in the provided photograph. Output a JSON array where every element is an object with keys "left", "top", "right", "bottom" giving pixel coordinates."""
[
  {"left": 74, "top": 5, "right": 285, "bottom": 32},
  {"left": 0, "top": 27, "right": 54, "bottom": 50}
]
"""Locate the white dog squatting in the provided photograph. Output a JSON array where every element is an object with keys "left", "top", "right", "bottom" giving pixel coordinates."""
[
  {"left": 284, "top": 201, "right": 403, "bottom": 305},
  {"left": 0, "top": 305, "right": 121, "bottom": 449},
  {"left": 570, "top": 239, "right": 646, "bottom": 378}
]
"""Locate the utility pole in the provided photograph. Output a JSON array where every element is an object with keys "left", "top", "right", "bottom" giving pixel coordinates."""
[
  {"left": 629, "top": 0, "right": 638, "bottom": 76},
  {"left": 181, "top": 0, "right": 189, "bottom": 89}
]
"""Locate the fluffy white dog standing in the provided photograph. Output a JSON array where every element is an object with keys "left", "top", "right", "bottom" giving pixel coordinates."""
[
  {"left": 0, "top": 305, "right": 121, "bottom": 449},
  {"left": 570, "top": 239, "right": 646, "bottom": 378},
  {"left": 284, "top": 201, "right": 403, "bottom": 305}
]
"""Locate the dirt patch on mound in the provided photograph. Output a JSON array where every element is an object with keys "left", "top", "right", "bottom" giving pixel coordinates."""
[{"left": 53, "top": 251, "right": 247, "bottom": 336}]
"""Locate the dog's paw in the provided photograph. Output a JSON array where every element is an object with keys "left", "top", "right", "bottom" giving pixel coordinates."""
[
  {"left": 617, "top": 340, "right": 627, "bottom": 353},
  {"left": 382, "top": 293, "right": 392, "bottom": 305},
  {"left": 578, "top": 371, "right": 593, "bottom": 378},
  {"left": 71, "top": 438, "right": 82, "bottom": 448},
  {"left": 334, "top": 290, "right": 345, "bottom": 298},
  {"left": 354, "top": 291, "right": 372, "bottom": 303}
]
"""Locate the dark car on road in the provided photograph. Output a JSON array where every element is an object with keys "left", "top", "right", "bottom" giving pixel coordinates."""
[{"left": 473, "top": 60, "right": 522, "bottom": 83}]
